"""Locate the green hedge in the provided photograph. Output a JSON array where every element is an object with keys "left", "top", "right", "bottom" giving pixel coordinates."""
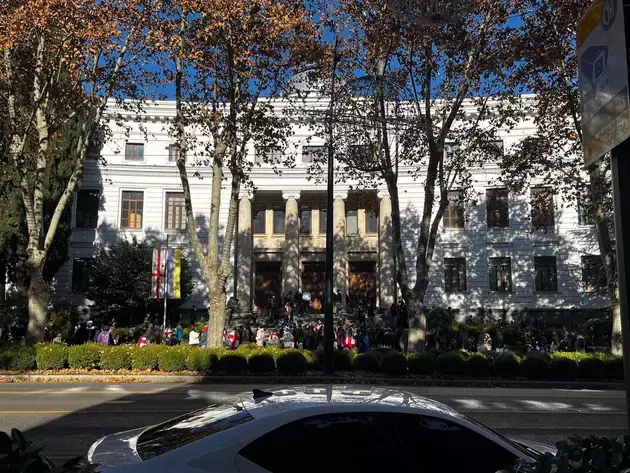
[
  {"left": 68, "top": 343, "right": 102, "bottom": 369},
  {"left": 35, "top": 343, "right": 68, "bottom": 370},
  {"left": 218, "top": 352, "right": 248, "bottom": 374},
  {"left": 0, "top": 343, "right": 624, "bottom": 381},
  {"left": 277, "top": 350, "right": 307, "bottom": 374},
  {"left": 352, "top": 352, "right": 381, "bottom": 373},
  {"left": 132, "top": 345, "right": 167, "bottom": 371},
  {"left": 158, "top": 347, "right": 188, "bottom": 372},
  {"left": 408, "top": 352, "right": 436, "bottom": 375},
  {"left": 436, "top": 352, "right": 465, "bottom": 376},
  {"left": 101, "top": 346, "right": 132, "bottom": 371},
  {"left": 381, "top": 351, "right": 408, "bottom": 376},
  {"left": 248, "top": 353, "right": 276, "bottom": 373}
]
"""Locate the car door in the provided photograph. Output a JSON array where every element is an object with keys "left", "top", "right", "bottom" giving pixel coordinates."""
[{"left": 235, "top": 412, "right": 405, "bottom": 473}]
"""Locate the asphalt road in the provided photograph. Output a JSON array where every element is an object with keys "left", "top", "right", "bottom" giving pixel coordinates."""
[{"left": 0, "top": 383, "right": 626, "bottom": 462}]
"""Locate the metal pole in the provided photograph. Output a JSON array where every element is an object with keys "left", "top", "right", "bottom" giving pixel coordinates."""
[
  {"left": 324, "top": 35, "right": 339, "bottom": 375},
  {"left": 610, "top": 147, "right": 630, "bottom": 431},
  {"left": 163, "top": 234, "right": 169, "bottom": 331}
]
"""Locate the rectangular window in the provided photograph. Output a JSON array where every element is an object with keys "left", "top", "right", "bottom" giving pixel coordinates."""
[
  {"left": 487, "top": 188, "right": 509, "bottom": 228},
  {"left": 255, "top": 148, "right": 282, "bottom": 164},
  {"left": 273, "top": 203, "right": 285, "bottom": 234},
  {"left": 444, "top": 258, "right": 467, "bottom": 293},
  {"left": 165, "top": 192, "right": 186, "bottom": 230},
  {"left": 168, "top": 144, "right": 179, "bottom": 162},
  {"left": 71, "top": 258, "right": 91, "bottom": 293},
  {"left": 302, "top": 146, "right": 326, "bottom": 164},
  {"left": 531, "top": 187, "right": 555, "bottom": 229},
  {"left": 125, "top": 143, "right": 144, "bottom": 161},
  {"left": 582, "top": 255, "right": 606, "bottom": 292},
  {"left": 489, "top": 257, "right": 512, "bottom": 292},
  {"left": 485, "top": 140, "right": 504, "bottom": 156},
  {"left": 319, "top": 204, "right": 327, "bottom": 234},
  {"left": 577, "top": 194, "right": 594, "bottom": 226},
  {"left": 443, "top": 190, "right": 464, "bottom": 229},
  {"left": 120, "top": 191, "right": 144, "bottom": 229},
  {"left": 346, "top": 208, "right": 358, "bottom": 234},
  {"left": 253, "top": 203, "right": 266, "bottom": 235},
  {"left": 300, "top": 204, "right": 312, "bottom": 234},
  {"left": 75, "top": 189, "right": 99, "bottom": 229},
  {"left": 366, "top": 210, "right": 378, "bottom": 234},
  {"left": 534, "top": 256, "right": 558, "bottom": 292},
  {"left": 349, "top": 144, "right": 372, "bottom": 163}
]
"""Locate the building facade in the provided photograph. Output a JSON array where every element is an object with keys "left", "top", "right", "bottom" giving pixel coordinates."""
[{"left": 54, "top": 97, "right": 610, "bottom": 323}]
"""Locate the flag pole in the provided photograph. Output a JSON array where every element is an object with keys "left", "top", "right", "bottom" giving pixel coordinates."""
[{"left": 163, "top": 234, "right": 169, "bottom": 331}]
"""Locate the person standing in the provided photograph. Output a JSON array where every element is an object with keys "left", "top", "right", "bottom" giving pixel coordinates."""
[
  {"left": 256, "top": 326, "right": 266, "bottom": 347},
  {"left": 189, "top": 327, "right": 200, "bottom": 346},
  {"left": 175, "top": 324, "right": 183, "bottom": 345}
]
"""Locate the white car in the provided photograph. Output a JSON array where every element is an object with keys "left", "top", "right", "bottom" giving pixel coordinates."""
[{"left": 88, "top": 386, "right": 553, "bottom": 473}]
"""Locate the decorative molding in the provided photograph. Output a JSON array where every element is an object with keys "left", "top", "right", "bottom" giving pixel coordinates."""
[
  {"left": 333, "top": 191, "right": 348, "bottom": 200},
  {"left": 282, "top": 191, "right": 301, "bottom": 201}
]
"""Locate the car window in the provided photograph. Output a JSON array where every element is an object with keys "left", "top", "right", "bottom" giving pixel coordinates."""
[
  {"left": 239, "top": 412, "right": 402, "bottom": 472},
  {"left": 136, "top": 404, "right": 253, "bottom": 461},
  {"left": 394, "top": 414, "right": 519, "bottom": 473}
]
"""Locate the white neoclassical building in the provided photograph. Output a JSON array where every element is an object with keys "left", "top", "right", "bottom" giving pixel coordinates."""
[{"left": 53, "top": 93, "right": 610, "bottom": 324}]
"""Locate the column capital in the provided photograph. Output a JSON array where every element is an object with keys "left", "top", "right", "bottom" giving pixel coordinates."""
[
  {"left": 377, "top": 190, "right": 390, "bottom": 199},
  {"left": 239, "top": 189, "right": 253, "bottom": 200},
  {"left": 282, "top": 191, "right": 300, "bottom": 201},
  {"left": 333, "top": 191, "right": 348, "bottom": 200}
]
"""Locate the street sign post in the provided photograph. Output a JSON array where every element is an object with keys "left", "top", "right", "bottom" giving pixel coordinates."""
[
  {"left": 579, "top": 0, "right": 630, "bottom": 432},
  {"left": 579, "top": 0, "right": 630, "bottom": 167}
]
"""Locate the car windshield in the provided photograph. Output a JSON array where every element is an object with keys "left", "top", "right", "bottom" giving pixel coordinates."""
[{"left": 135, "top": 399, "right": 254, "bottom": 461}]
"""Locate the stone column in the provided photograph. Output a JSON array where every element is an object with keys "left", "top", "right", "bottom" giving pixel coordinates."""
[
  {"left": 236, "top": 191, "right": 253, "bottom": 311},
  {"left": 333, "top": 191, "right": 348, "bottom": 310},
  {"left": 378, "top": 190, "right": 395, "bottom": 309},
  {"left": 282, "top": 191, "right": 300, "bottom": 297}
]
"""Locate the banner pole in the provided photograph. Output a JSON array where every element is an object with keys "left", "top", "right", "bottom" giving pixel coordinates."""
[{"left": 163, "top": 234, "right": 169, "bottom": 331}]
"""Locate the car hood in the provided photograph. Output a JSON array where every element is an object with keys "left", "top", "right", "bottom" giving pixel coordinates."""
[{"left": 88, "top": 426, "right": 146, "bottom": 471}]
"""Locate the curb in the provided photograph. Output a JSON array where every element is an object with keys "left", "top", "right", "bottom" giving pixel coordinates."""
[{"left": 0, "top": 373, "right": 624, "bottom": 389}]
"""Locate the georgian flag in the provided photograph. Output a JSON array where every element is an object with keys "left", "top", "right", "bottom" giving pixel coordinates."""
[{"left": 151, "top": 248, "right": 182, "bottom": 299}]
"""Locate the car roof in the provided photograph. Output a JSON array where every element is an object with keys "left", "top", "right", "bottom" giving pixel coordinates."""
[{"left": 239, "top": 385, "right": 462, "bottom": 420}]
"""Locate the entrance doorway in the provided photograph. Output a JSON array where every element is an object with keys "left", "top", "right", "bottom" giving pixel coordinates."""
[
  {"left": 302, "top": 262, "right": 325, "bottom": 312},
  {"left": 254, "top": 261, "right": 282, "bottom": 314},
  {"left": 349, "top": 261, "right": 377, "bottom": 303}
]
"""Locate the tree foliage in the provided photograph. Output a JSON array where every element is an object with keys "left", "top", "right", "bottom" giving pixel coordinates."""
[{"left": 86, "top": 237, "right": 193, "bottom": 327}]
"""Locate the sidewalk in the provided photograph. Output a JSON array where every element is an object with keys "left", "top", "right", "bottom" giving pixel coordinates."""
[{"left": 0, "top": 373, "right": 624, "bottom": 389}]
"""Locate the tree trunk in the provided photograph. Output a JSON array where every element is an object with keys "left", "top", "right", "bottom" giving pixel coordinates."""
[
  {"left": 0, "top": 252, "right": 6, "bottom": 303},
  {"left": 208, "top": 289, "right": 226, "bottom": 348},
  {"left": 612, "top": 284, "right": 622, "bottom": 355},
  {"left": 406, "top": 297, "right": 426, "bottom": 352},
  {"left": 26, "top": 252, "right": 49, "bottom": 342}
]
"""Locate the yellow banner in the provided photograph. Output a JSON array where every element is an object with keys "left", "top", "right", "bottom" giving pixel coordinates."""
[
  {"left": 578, "top": 0, "right": 603, "bottom": 48},
  {"left": 173, "top": 249, "right": 182, "bottom": 299}
]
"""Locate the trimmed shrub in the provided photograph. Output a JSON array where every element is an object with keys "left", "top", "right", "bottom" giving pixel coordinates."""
[
  {"left": 436, "top": 352, "right": 465, "bottom": 376},
  {"left": 158, "top": 348, "right": 187, "bottom": 372},
  {"left": 248, "top": 353, "right": 275, "bottom": 373},
  {"left": 302, "top": 350, "right": 321, "bottom": 371},
  {"left": 550, "top": 357, "right": 579, "bottom": 381},
  {"left": 455, "top": 349, "right": 472, "bottom": 361},
  {"left": 132, "top": 344, "right": 167, "bottom": 371},
  {"left": 277, "top": 350, "right": 307, "bottom": 374},
  {"left": 68, "top": 343, "right": 102, "bottom": 369},
  {"left": 334, "top": 350, "right": 353, "bottom": 371},
  {"left": 467, "top": 353, "right": 490, "bottom": 378},
  {"left": 578, "top": 357, "right": 607, "bottom": 381},
  {"left": 101, "top": 346, "right": 132, "bottom": 371},
  {"left": 352, "top": 352, "right": 381, "bottom": 373},
  {"left": 493, "top": 352, "right": 521, "bottom": 378},
  {"left": 381, "top": 351, "right": 408, "bottom": 376},
  {"left": 35, "top": 343, "right": 68, "bottom": 370},
  {"left": 605, "top": 357, "right": 624, "bottom": 381},
  {"left": 521, "top": 354, "right": 550, "bottom": 380},
  {"left": 186, "top": 348, "right": 217, "bottom": 373},
  {"left": 407, "top": 352, "right": 436, "bottom": 375},
  {"left": 218, "top": 352, "right": 248, "bottom": 374},
  {"left": 0, "top": 345, "right": 36, "bottom": 371}
]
